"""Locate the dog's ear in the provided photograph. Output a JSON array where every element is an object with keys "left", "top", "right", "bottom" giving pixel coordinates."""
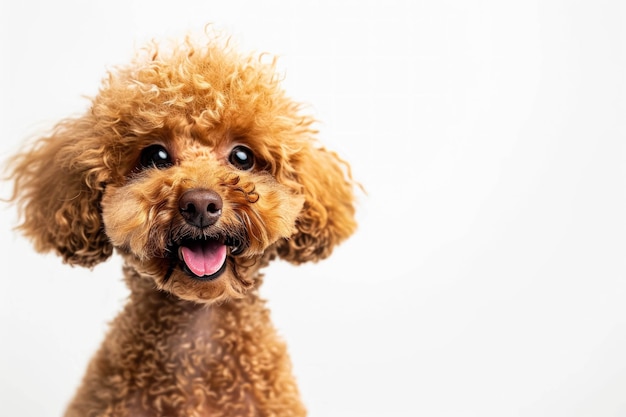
[
  {"left": 8, "top": 117, "right": 113, "bottom": 267},
  {"left": 277, "top": 143, "right": 357, "bottom": 264}
]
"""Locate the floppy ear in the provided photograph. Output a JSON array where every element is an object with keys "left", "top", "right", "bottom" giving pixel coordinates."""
[
  {"left": 8, "top": 117, "right": 113, "bottom": 267},
  {"left": 277, "top": 143, "right": 357, "bottom": 264}
]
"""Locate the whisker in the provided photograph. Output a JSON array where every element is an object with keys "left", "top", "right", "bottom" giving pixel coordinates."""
[{"left": 163, "top": 257, "right": 176, "bottom": 283}]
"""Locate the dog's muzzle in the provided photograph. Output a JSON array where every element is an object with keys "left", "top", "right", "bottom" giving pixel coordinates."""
[{"left": 171, "top": 188, "right": 245, "bottom": 280}]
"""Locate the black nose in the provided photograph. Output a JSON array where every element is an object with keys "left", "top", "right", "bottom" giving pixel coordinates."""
[{"left": 179, "top": 189, "right": 223, "bottom": 228}]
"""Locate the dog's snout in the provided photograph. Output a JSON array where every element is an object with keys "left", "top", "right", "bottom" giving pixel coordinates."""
[{"left": 179, "top": 189, "right": 223, "bottom": 228}]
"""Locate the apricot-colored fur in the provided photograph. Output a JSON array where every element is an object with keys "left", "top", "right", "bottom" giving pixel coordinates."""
[{"left": 9, "top": 32, "right": 356, "bottom": 417}]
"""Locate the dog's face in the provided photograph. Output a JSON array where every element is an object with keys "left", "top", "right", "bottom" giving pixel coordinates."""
[
  {"left": 9, "top": 37, "right": 356, "bottom": 303},
  {"left": 100, "top": 129, "right": 304, "bottom": 302}
]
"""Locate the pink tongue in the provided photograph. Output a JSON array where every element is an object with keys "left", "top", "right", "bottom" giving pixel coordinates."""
[{"left": 180, "top": 240, "right": 227, "bottom": 277}]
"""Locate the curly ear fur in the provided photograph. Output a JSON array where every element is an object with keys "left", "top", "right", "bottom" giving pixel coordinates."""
[
  {"left": 277, "top": 143, "right": 357, "bottom": 264},
  {"left": 8, "top": 117, "right": 113, "bottom": 267}
]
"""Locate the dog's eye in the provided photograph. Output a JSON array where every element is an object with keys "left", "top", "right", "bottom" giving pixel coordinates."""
[
  {"left": 228, "top": 145, "right": 255, "bottom": 171},
  {"left": 139, "top": 145, "right": 173, "bottom": 170}
]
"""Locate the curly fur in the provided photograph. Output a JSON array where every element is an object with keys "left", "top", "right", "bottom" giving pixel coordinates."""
[{"left": 9, "top": 31, "right": 356, "bottom": 417}]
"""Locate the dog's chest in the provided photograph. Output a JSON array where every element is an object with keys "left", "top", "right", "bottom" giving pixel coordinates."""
[{"left": 124, "top": 304, "right": 261, "bottom": 416}]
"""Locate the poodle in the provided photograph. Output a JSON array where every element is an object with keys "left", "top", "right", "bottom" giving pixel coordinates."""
[{"left": 9, "top": 32, "right": 357, "bottom": 417}]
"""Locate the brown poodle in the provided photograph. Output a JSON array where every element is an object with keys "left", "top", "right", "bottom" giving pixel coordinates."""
[{"left": 9, "top": 32, "right": 357, "bottom": 417}]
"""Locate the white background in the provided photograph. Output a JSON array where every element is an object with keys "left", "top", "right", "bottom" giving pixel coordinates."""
[{"left": 1, "top": 1, "right": 626, "bottom": 416}]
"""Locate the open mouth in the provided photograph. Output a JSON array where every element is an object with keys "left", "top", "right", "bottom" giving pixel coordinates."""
[{"left": 173, "top": 236, "right": 244, "bottom": 280}]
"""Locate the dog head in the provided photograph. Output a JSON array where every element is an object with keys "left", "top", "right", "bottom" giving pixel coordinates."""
[{"left": 9, "top": 35, "right": 357, "bottom": 303}]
